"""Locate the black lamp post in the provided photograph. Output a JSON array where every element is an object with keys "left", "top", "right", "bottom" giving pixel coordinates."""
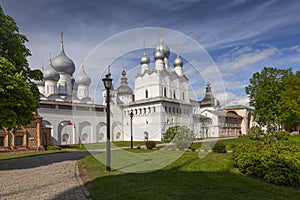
[
  {"left": 129, "top": 111, "right": 134, "bottom": 149},
  {"left": 102, "top": 66, "right": 113, "bottom": 172}
]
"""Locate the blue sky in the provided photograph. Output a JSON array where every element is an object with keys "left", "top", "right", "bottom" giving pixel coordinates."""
[{"left": 1, "top": 0, "right": 300, "bottom": 106}]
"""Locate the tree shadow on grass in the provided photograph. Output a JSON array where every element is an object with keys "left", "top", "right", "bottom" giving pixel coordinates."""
[
  {"left": 82, "top": 170, "right": 300, "bottom": 200},
  {"left": 48, "top": 151, "right": 300, "bottom": 200},
  {"left": 75, "top": 152, "right": 300, "bottom": 200}
]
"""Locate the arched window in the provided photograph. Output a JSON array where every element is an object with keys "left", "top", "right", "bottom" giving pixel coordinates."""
[
  {"left": 148, "top": 107, "right": 151, "bottom": 113},
  {"left": 99, "top": 133, "right": 104, "bottom": 141},
  {"left": 144, "top": 132, "right": 149, "bottom": 141},
  {"left": 82, "top": 133, "right": 88, "bottom": 142},
  {"left": 62, "top": 134, "right": 69, "bottom": 144},
  {"left": 164, "top": 87, "right": 167, "bottom": 97},
  {"left": 116, "top": 132, "right": 121, "bottom": 139},
  {"left": 145, "top": 89, "right": 148, "bottom": 98},
  {"left": 143, "top": 108, "right": 146, "bottom": 114},
  {"left": 153, "top": 107, "right": 156, "bottom": 113}
]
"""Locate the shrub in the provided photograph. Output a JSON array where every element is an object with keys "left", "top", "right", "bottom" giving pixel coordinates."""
[
  {"left": 290, "top": 131, "right": 299, "bottom": 136},
  {"left": 145, "top": 141, "right": 156, "bottom": 150},
  {"left": 233, "top": 143, "right": 300, "bottom": 186},
  {"left": 212, "top": 141, "right": 227, "bottom": 153},
  {"left": 46, "top": 145, "right": 61, "bottom": 151},
  {"left": 275, "top": 131, "right": 290, "bottom": 140},
  {"left": 248, "top": 126, "right": 264, "bottom": 140}
]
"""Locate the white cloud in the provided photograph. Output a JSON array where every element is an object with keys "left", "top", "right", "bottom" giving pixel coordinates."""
[
  {"left": 215, "top": 92, "right": 249, "bottom": 107},
  {"left": 219, "top": 45, "right": 278, "bottom": 71}
]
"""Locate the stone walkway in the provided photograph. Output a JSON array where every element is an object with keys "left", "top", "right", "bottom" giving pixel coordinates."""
[{"left": 0, "top": 152, "right": 90, "bottom": 200}]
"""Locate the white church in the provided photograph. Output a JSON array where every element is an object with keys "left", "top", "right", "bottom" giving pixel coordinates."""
[{"left": 35, "top": 34, "right": 254, "bottom": 145}]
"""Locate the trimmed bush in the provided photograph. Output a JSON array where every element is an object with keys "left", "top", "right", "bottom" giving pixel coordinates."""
[
  {"left": 212, "top": 141, "right": 227, "bottom": 153},
  {"left": 233, "top": 143, "right": 300, "bottom": 186},
  {"left": 145, "top": 141, "right": 156, "bottom": 150},
  {"left": 275, "top": 131, "right": 290, "bottom": 140}
]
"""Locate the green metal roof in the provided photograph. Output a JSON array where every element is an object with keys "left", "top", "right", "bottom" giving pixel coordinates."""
[
  {"left": 225, "top": 104, "right": 254, "bottom": 110},
  {"left": 193, "top": 114, "right": 211, "bottom": 119}
]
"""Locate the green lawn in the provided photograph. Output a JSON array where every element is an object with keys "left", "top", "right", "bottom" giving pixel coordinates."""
[{"left": 78, "top": 150, "right": 300, "bottom": 200}]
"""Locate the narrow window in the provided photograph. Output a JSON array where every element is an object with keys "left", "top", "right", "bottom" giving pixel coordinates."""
[
  {"left": 183, "top": 92, "right": 185, "bottom": 100},
  {"left": 145, "top": 89, "right": 148, "bottom": 98},
  {"left": 164, "top": 87, "right": 167, "bottom": 97},
  {"left": 173, "top": 90, "right": 176, "bottom": 99}
]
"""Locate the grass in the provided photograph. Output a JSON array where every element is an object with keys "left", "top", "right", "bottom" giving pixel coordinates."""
[
  {"left": 189, "top": 136, "right": 254, "bottom": 150},
  {"left": 0, "top": 150, "right": 67, "bottom": 161},
  {"left": 78, "top": 150, "right": 300, "bottom": 200},
  {"left": 62, "top": 141, "right": 163, "bottom": 151}
]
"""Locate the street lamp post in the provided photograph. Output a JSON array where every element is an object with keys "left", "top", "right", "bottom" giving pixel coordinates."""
[
  {"left": 102, "top": 66, "right": 113, "bottom": 172},
  {"left": 130, "top": 111, "right": 134, "bottom": 149}
]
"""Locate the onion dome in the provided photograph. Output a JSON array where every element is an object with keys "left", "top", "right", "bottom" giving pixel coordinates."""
[
  {"left": 117, "top": 70, "right": 133, "bottom": 94},
  {"left": 140, "top": 55, "right": 150, "bottom": 65},
  {"left": 33, "top": 66, "right": 45, "bottom": 85},
  {"left": 173, "top": 56, "right": 183, "bottom": 68},
  {"left": 140, "top": 40, "right": 150, "bottom": 65},
  {"left": 51, "top": 32, "right": 75, "bottom": 75},
  {"left": 76, "top": 65, "right": 91, "bottom": 85},
  {"left": 44, "top": 64, "right": 59, "bottom": 81},
  {"left": 33, "top": 79, "right": 44, "bottom": 86},
  {"left": 154, "top": 49, "right": 164, "bottom": 60},
  {"left": 154, "top": 39, "right": 170, "bottom": 58}
]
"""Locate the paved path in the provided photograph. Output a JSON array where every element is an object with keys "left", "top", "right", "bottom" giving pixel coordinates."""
[{"left": 0, "top": 151, "right": 90, "bottom": 200}]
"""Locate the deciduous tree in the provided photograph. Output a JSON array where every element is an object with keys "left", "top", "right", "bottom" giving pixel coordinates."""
[
  {"left": 245, "top": 67, "right": 292, "bottom": 131},
  {"left": 0, "top": 6, "right": 42, "bottom": 129},
  {"left": 278, "top": 71, "right": 300, "bottom": 128}
]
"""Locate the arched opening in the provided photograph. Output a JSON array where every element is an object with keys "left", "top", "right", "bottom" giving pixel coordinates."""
[
  {"left": 62, "top": 133, "right": 70, "bottom": 144},
  {"left": 144, "top": 132, "right": 149, "bottom": 141},
  {"left": 116, "top": 132, "right": 121, "bottom": 140},
  {"left": 96, "top": 122, "right": 106, "bottom": 142},
  {"left": 79, "top": 121, "right": 92, "bottom": 143},
  {"left": 99, "top": 133, "right": 104, "bottom": 141},
  {"left": 81, "top": 133, "right": 88, "bottom": 143}
]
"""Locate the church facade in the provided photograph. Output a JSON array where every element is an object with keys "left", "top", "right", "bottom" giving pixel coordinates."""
[{"left": 30, "top": 34, "right": 253, "bottom": 146}]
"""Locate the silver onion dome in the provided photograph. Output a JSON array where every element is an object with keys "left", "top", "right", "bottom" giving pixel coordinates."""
[
  {"left": 155, "top": 40, "right": 170, "bottom": 58},
  {"left": 51, "top": 50, "right": 75, "bottom": 75},
  {"left": 173, "top": 56, "right": 183, "bottom": 68},
  {"left": 117, "top": 70, "right": 133, "bottom": 94},
  {"left": 51, "top": 33, "right": 75, "bottom": 75},
  {"left": 76, "top": 66, "right": 91, "bottom": 85},
  {"left": 117, "top": 85, "right": 133, "bottom": 94},
  {"left": 44, "top": 65, "right": 59, "bottom": 81},
  {"left": 154, "top": 49, "right": 164, "bottom": 60},
  {"left": 33, "top": 79, "right": 44, "bottom": 86},
  {"left": 140, "top": 55, "right": 150, "bottom": 65}
]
